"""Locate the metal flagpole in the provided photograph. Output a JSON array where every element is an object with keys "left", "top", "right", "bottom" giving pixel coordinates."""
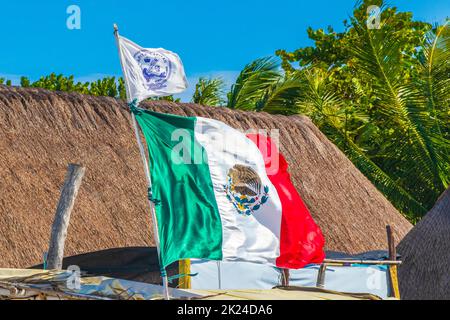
[
  {"left": 113, "top": 24, "right": 170, "bottom": 300},
  {"left": 217, "top": 261, "right": 222, "bottom": 289}
]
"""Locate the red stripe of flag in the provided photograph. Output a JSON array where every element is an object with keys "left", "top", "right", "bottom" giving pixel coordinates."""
[{"left": 247, "top": 133, "right": 325, "bottom": 269}]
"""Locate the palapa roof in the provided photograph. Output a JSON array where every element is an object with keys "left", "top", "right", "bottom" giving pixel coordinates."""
[
  {"left": 397, "top": 187, "right": 450, "bottom": 300},
  {"left": 0, "top": 85, "right": 412, "bottom": 268}
]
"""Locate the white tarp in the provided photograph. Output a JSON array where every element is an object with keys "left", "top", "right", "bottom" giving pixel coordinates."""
[{"left": 190, "top": 260, "right": 390, "bottom": 299}]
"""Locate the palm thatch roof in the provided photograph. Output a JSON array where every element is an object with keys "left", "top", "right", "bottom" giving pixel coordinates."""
[
  {"left": 397, "top": 187, "right": 450, "bottom": 300},
  {"left": 0, "top": 85, "right": 412, "bottom": 268}
]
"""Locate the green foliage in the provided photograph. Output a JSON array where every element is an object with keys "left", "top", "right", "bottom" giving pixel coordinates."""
[
  {"left": 146, "top": 95, "right": 181, "bottom": 102},
  {"left": 15, "top": 73, "right": 126, "bottom": 99},
  {"left": 89, "top": 77, "right": 118, "bottom": 97},
  {"left": 20, "top": 76, "right": 30, "bottom": 87},
  {"left": 15, "top": 73, "right": 179, "bottom": 102},
  {"left": 192, "top": 77, "right": 225, "bottom": 106},
  {"left": 29, "top": 74, "right": 87, "bottom": 93},
  {"left": 118, "top": 77, "right": 127, "bottom": 100}
]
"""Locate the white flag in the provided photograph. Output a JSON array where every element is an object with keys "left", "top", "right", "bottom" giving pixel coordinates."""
[{"left": 117, "top": 35, "right": 188, "bottom": 103}]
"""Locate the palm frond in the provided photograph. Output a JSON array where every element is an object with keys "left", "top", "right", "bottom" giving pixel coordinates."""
[
  {"left": 415, "top": 22, "right": 450, "bottom": 186},
  {"left": 350, "top": 13, "right": 449, "bottom": 199},
  {"left": 192, "top": 77, "right": 225, "bottom": 106},
  {"left": 259, "top": 70, "right": 305, "bottom": 114},
  {"left": 226, "top": 57, "right": 282, "bottom": 110},
  {"left": 334, "top": 131, "right": 428, "bottom": 221}
]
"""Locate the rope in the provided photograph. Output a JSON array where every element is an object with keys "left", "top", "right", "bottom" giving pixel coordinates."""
[
  {"left": 43, "top": 252, "right": 48, "bottom": 270},
  {"left": 167, "top": 272, "right": 199, "bottom": 284},
  {"left": 147, "top": 186, "right": 161, "bottom": 205},
  {"left": 128, "top": 99, "right": 142, "bottom": 115}
]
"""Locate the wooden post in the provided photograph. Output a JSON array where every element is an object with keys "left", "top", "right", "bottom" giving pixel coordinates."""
[
  {"left": 178, "top": 259, "right": 191, "bottom": 289},
  {"left": 316, "top": 263, "right": 327, "bottom": 288},
  {"left": 386, "top": 225, "right": 396, "bottom": 261},
  {"left": 47, "top": 164, "right": 86, "bottom": 270},
  {"left": 386, "top": 225, "right": 400, "bottom": 299},
  {"left": 281, "top": 268, "right": 290, "bottom": 287}
]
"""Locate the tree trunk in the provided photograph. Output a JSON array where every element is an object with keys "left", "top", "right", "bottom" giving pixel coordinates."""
[{"left": 47, "top": 164, "right": 85, "bottom": 270}]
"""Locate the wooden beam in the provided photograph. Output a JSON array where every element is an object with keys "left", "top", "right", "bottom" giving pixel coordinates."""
[
  {"left": 323, "top": 258, "right": 401, "bottom": 265},
  {"left": 47, "top": 164, "right": 86, "bottom": 270}
]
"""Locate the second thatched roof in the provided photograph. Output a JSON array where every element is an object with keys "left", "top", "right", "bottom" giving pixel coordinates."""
[
  {"left": 0, "top": 85, "right": 412, "bottom": 268},
  {"left": 397, "top": 187, "right": 450, "bottom": 300}
]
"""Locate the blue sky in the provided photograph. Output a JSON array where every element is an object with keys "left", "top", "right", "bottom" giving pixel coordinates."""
[{"left": 0, "top": 0, "right": 448, "bottom": 101}]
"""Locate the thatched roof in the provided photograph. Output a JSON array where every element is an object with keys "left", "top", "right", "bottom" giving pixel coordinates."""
[
  {"left": 397, "top": 187, "right": 450, "bottom": 300},
  {"left": 0, "top": 85, "right": 412, "bottom": 268}
]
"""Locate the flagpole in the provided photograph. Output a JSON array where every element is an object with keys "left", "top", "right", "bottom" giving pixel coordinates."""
[
  {"left": 113, "top": 24, "right": 170, "bottom": 300},
  {"left": 217, "top": 261, "right": 222, "bottom": 289}
]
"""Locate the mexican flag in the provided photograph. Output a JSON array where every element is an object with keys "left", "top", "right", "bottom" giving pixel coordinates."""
[{"left": 133, "top": 107, "right": 325, "bottom": 269}]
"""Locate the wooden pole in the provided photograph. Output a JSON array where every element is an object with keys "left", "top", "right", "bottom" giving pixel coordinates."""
[
  {"left": 47, "top": 164, "right": 85, "bottom": 270},
  {"left": 386, "top": 225, "right": 396, "bottom": 261},
  {"left": 316, "top": 263, "right": 327, "bottom": 288},
  {"left": 281, "top": 269, "right": 290, "bottom": 287},
  {"left": 386, "top": 225, "right": 401, "bottom": 299},
  {"left": 217, "top": 261, "right": 222, "bottom": 289}
]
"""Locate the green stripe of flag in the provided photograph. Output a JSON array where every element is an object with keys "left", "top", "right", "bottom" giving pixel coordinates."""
[{"left": 134, "top": 109, "right": 223, "bottom": 267}]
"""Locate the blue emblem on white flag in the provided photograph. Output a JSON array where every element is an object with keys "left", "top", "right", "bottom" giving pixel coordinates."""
[{"left": 117, "top": 35, "right": 188, "bottom": 103}]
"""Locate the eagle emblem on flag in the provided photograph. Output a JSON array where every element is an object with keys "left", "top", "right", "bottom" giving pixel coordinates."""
[{"left": 224, "top": 164, "right": 269, "bottom": 216}]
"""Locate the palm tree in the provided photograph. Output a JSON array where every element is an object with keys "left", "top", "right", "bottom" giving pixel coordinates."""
[{"left": 345, "top": 17, "right": 449, "bottom": 219}]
